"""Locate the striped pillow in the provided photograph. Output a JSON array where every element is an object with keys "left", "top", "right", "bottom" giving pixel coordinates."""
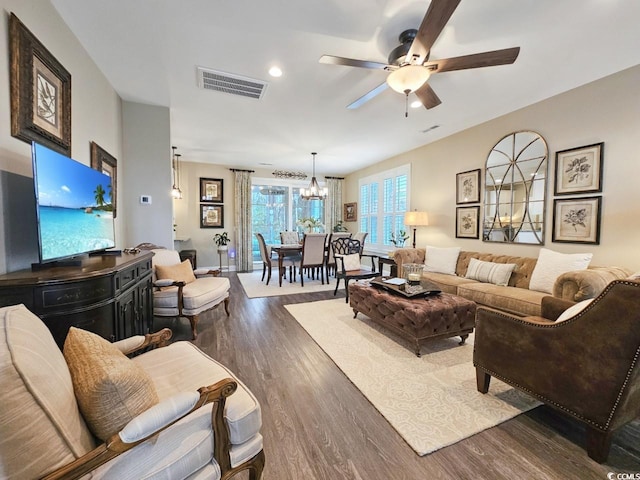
[{"left": 465, "top": 258, "right": 516, "bottom": 286}]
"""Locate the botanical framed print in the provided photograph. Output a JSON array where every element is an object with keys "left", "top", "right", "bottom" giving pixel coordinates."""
[
  {"left": 90, "top": 142, "right": 117, "bottom": 218},
  {"left": 554, "top": 142, "right": 604, "bottom": 195},
  {"left": 344, "top": 202, "right": 357, "bottom": 222},
  {"left": 200, "top": 178, "right": 223, "bottom": 203},
  {"left": 552, "top": 196, "right": 601, "bottom": 244},
  {"left": 456, "top": 169, "right": 481, "bottom": 204},
  {"left": 456, "top": 206, "right": 480, "bottom": 239},
  {"left": 200, "top": 204, "right": 224, "bottom": 228},
  {"left": 9, "top": 13, "right": 72, "bottom": 156}
]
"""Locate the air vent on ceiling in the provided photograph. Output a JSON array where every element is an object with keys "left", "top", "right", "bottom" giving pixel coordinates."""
[{"left": 197, "top": 67, "right": 267, "bottom": 99}]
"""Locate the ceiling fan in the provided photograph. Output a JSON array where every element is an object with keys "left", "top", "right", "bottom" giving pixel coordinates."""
[{"left": 319, "top": 0, "right": 520, "bottom": 114}]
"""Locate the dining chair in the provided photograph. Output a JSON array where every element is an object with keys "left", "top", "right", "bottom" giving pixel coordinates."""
[
  {"left": 298, "top": 233, "right": 328, "bottom": 286},
  {"left": 325, "top": 232, "right": 352, "bottom": 281},
  {"left": 256, "top": 232, "right": 297, "bottom": 285},
  {"left": 352, "top": 231, "right": 376, "bottom": 270},
  {"left": 280, "top": 230, "right": 300, "bottom": 245}
]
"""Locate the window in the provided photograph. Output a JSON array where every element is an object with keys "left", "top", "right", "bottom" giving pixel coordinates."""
[
  {"left": 359, "top": 164, "right": 410, "bottom": 251},
  {"left": 251, "top": 178, "right": 325, "bottom": 261}
]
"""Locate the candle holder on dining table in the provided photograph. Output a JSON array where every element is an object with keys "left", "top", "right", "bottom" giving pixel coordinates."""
[{"left": 403, "top": 263, "right": 424, "bottom": 295}]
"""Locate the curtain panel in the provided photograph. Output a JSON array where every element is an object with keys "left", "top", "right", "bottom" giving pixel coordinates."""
[
  {"left": 325, "top": 177, "right": 343, "bottom": 234},
  {"left": 233, "top": 170, "right": 253, "bottom": 272}
]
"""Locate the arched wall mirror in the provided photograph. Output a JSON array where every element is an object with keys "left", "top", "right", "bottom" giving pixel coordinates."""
[{"left": 483, "top": 131, "right": 548, "bottom": 244}]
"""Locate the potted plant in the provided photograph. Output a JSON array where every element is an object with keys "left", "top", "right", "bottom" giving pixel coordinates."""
[
  {"left": 333, "top": 221, "right": 348, "bottom": 232},
  {"left": 389, "top": 230, "right": 410, "bottom": 247},
  {"left": 213, "top": 232, "right": 230, "bottom": 251}
]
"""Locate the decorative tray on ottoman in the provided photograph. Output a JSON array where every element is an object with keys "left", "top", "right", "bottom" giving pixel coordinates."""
[{"left": 370, "top": 276, "right": 441, "bottom": 298}]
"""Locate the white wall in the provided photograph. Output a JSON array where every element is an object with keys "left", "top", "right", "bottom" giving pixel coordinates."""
[
  {"left": 121, "top": 102, "right": 173, "bottom": 250},
  {"left": 345, "top": 65, "right": 640, "bottom": 271},
  {"left": 0, "top": 0, "right": 122, "bottom": 273}
]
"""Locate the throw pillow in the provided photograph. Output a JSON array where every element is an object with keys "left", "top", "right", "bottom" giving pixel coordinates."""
[
  {"left": 529, "top": 248, "right": 593, "bottom": 294},
  {"left": 342, "top": 253, "right": 361, "bottom": 271},
  {"left": 628, "top": 271, "right": 640, "bottom": 281},
  {"left": 424, "top": 246, "right": 461, "bottom": 276},
  {"left": 155, "top": 259, "right": 196, "bottom": 284},
  {"left": 63, "top": 327, "right": 159, "bottom": 441},
  {"left": 465, "top": 258, "right": 516, "bottom": 286},
  {"left": 556, "top": 298, "right": 595, "bottom": 322}
]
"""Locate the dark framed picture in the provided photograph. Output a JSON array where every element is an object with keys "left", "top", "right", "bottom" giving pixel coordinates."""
[
  {"left": 456, "top": 206, "right": 480, "bottom": 239},
  {"left": 344, "top": 202, "right": 357, "bottom": 222},
  {"left": 9, "top": 13, "right": 72, "bottom": 156},
  {"left": 456, "top": 169, "right": 481, "bottom": 204},
  {"left": 554, "top": 142, "right": 604, "bottom": 195},
  {"left": 200, "top": 178, "right": 223, "bottom": 203},
  {"left": 552, "top": 196, "right": 602, "bottom": 244},
  {"left": 90, "top": 142, "right": 117, "bottom": 218},
  {"left": 200, "top": 204, "right": 224, "bottom": 228}
]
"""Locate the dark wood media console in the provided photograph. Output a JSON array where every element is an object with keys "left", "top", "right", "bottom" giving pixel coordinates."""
[{"left": 0, "top": 251, "right": 154, "bottom": 348}]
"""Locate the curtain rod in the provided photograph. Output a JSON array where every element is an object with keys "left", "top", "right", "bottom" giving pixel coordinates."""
[
  {"left": 324, "top": 176, "right": 345, "bottom": 180},
  {"left": 229, "top": 168, "right": 255, "bottom": 173}
]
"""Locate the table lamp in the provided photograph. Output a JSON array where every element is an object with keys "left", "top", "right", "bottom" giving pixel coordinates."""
[{"left": 404, "top": 211, "right": 429, "bottom": 248}]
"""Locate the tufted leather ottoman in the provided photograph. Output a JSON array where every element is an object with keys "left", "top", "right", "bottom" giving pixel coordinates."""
[{"left": 349, "top": 282, "right": 477, "bottom": 357}]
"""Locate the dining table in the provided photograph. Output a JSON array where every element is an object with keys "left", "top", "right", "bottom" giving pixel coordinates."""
[{"left": 270, "top": 243, "right": 303, "bottom": 287}]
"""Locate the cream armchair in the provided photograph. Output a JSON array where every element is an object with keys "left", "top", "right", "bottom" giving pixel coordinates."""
[
  {"left": 152, "top": 249, "right": 230, "bottom": 339},
  {"left": 0, "top": 304, "right": 264, "bottom": 480}
]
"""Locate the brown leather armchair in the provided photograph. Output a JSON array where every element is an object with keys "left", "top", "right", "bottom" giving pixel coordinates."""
[{"left": 473, "top": 278, "right": 640, "bottom": 463}]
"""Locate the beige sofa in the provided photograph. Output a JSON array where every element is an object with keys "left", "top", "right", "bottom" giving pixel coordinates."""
[{"left": 390, "top": 248, "right": 630, "bottom": 317}]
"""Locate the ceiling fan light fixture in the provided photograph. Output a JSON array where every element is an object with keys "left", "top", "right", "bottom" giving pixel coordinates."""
[{"left": 386, "top": 65, "right": 431, "bottom": 94}]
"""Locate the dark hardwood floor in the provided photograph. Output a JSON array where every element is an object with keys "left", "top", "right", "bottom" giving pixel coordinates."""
[{"left": 155, "top": 272, "right": 640, "bottom": 480}]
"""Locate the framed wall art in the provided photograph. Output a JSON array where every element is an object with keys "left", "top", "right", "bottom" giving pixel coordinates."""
[
  {"left": 200, "top": 204, "right": 224, "bottom": 228},
  {"left": 90, "top": 142, "right": 117, "bottom": 218},
  {"left": 456, "top": 169, "right": 481, "bottom": 204},
  {"left": 344, "top": 202, "right": 357, "bottom": 222},
  {"left": 456, "top": 206, "right": 480, "bottom": 239},
  {"left": 9, "top": 13, "right": 72, "bottom": 156},
  {"left": 554, "top": 142, "right": 604, "bottom": 195},
  {"left": 552, "top": 196, "right": 601, "bottom": 244},
  {"left": 200, "top": 177, "right": 223, "bottom": 203}
]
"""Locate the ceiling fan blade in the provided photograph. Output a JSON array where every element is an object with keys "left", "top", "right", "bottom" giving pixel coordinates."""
[
  {"left": 347, "top": 82, "right": 389, "bottom": 109},
  {"left": 424, "top": 47, "right": 521, "bottom": 73},
  {"left": 407, "top": 0, "right": 461, "bottom": 65},
  {"left": 319, "top": 55, "right": 390, "bottom": 70},
  {"left": 415, "top": 82, "right": 442, "bottom": 110}
]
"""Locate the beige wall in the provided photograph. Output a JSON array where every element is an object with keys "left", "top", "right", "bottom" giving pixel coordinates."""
[
  {"left": 345, "top": 65, "right": 640, "bottom": 271},
  {"left": 0, "top": 1, "right": 122, "bottom": 273},
  {"left": 173, "top": 162, "right": 235, "bottom": 268}
]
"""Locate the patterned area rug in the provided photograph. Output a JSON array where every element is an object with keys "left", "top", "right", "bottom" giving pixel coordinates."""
[
  {"left": 285, "top": 298, "right": 540, "bottom": 456},
  {"left": 238, "top": 270, "right": 343, "bottom": 298}
]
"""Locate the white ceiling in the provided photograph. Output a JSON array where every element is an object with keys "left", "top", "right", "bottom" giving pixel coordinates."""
[{"left": 51, "top": 0, "right": 640, "bottom": 176}]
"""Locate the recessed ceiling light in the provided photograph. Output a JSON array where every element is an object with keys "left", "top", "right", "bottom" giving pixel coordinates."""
[
  {"left": 410, "top": 100, "right": 422, "bottom": 108},
  {"left": 259, "top": 162, "right": 273, "bottom": 166},
  {"left": 268, "top": 66, "right": 282, "bottom": 77}
]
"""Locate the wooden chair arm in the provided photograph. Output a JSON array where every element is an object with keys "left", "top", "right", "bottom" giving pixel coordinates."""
[
  {"left": 41, "top": 378, "right": 238, "bottom": 480},
  {"left": 119, "top": 328, "right": 173, "bottom": 355}
]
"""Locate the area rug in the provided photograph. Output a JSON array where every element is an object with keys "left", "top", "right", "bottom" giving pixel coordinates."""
[
  {"left": 238, "top": 270, "right": 343, "bottom": 298},
  {"left": 284, "top": 298, "right": 540, "bottom": 456}
]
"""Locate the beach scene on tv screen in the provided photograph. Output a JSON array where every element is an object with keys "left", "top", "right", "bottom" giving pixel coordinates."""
[{"left": 34, "top": 144, "right": 115, "bottom": 261}]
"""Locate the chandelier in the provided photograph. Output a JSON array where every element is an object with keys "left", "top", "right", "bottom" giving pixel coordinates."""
[
  {"left": 171, "top": 146, "right": 182, "bottom": 199},
  {"left": 300, "top": 152, "right": 327, "bottom": 200}
]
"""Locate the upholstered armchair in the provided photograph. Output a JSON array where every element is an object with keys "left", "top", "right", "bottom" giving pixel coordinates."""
[
  {"left": 152, "top": 249, "right": 230, "bottom": 339},
  {"left": 473, "top": 278, "right": 640, "bottom": 462},
  {"left": 0, "top": 304, "right": 264, "bottom": 479}
]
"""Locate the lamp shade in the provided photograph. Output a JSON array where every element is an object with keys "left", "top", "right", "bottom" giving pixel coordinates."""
[
  {"left": 386, "top": 66, "right": 431, "bottom": 93},
  {"left": 404, "top": 211, "right": 429, "bottom": 226}
]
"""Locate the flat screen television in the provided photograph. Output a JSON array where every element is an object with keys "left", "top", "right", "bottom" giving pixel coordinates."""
[{"left": 32, "top": 142, "right": 116, "bottom": 265}]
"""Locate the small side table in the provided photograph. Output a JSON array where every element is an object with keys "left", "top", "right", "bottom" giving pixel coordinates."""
[
  {"left": 378, "top": 257, "right": 397, "bottom": 277},
  {"left": 217, "top": 248, "right": 230, "bottom": 273},
  {"left": 179, "top": 249, "right": 197, "bottom": 269}
]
